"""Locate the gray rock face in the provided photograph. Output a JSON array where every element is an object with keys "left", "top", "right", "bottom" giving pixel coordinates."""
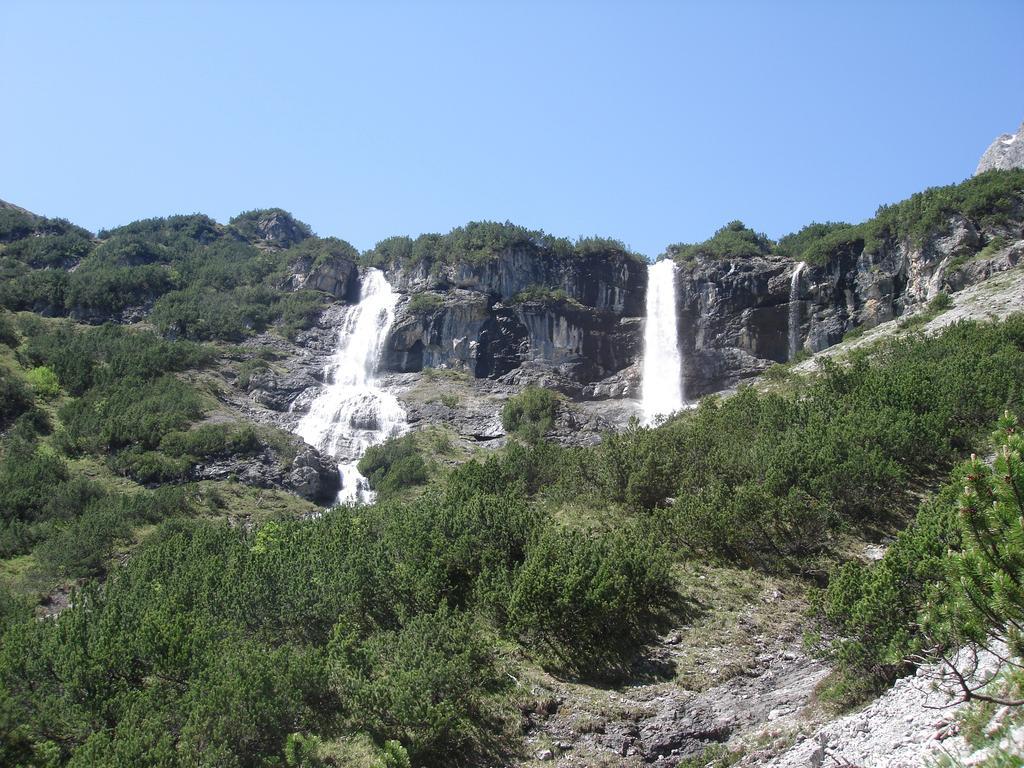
[
  {"left": 289, "top": 255, "right": 360, "bottom": 301},
  {"left": 246, "top": 210, "right": 311, "bottom": 248},
  {"left": 192, "top": 442, "right": 339, "bottom": 503},
  {"left": 677, "top": 208, "right": 1024, "bottom": 397},
  {"left": 379, "top": 246, "right": 647, "bottom": 397},
  {"left": 976, "top": 121, "right": 1024, "bottom": 175}
]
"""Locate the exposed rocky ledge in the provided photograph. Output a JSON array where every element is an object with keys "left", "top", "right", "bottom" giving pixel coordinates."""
[
  {"left": 976, "top": 121, "right": 1024, "bottom": 175},
  {"left": 191, "top": 442, "right": 340, "bottom": 504}
]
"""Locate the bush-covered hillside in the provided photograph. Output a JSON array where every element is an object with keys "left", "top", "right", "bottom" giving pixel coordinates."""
[
  {"left": 666, "top": 168, "right": 1024, "bottom": 267},
  {"left": 361, "top": 220, "right": 644, "bottom": 270},
  {"left": 0, "top": 207, "right": 346, "bottom": 342},
  {"left": 5, "top": 307, "right": 1024, "bottom": 765},
  {"left": 4, "top": 184, "right": 1024, "bottom": 766}
]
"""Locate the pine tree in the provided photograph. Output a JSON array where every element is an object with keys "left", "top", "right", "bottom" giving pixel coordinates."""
[{"left": 953, "top": 412, "right": 1024, "bottom": 651}]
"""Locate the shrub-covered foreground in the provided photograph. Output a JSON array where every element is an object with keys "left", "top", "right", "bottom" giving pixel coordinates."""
[
  {"left": 4, "top": 315, "right": 1024, "bottom": 765},
  {"left": 814, "top": 411, "right": 1024, "bottom": 703},
  {"left": 0, "top": 472, "right": 669, "bottom": 766}
]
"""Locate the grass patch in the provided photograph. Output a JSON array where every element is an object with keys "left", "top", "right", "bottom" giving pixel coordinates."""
[
  {"left": 191, "top": 480, "right": 320, "bottom": 524},
  {"left": 670, "top": 562, "right": 808, "bottom": 691},
  {"left": 422, "top": 366, "right": 470, "bottom": 382},
  {"left": 898, "top": 291, "right": 954, "bottom": 331}
]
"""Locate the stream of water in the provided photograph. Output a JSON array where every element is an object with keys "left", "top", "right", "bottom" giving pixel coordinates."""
[
  {"left": 295, "top": 268, "right": 406, "bottom": 504},
  {"left": 640, "top": 259, "right": 684, "bottom": 424}
]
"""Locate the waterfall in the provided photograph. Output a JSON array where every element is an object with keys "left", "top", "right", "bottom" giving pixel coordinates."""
[
  {"left": 295, "top": 268, "right": 406, "bottom": 504},
  {"left": 788, "top": 262, "right": 806, "bottom": 360},
  {"left": 640, "top": 259, "right": 684, "bottom": 425}
]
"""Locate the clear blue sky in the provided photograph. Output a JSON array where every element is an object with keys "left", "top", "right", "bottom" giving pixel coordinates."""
[{"left": 2, "top": 1, "right": 1022, "bottom": 258}]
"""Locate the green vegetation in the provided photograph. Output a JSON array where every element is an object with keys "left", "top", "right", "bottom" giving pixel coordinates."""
[
  {"left": 4, "top": 181, "right": 1024, "bottom": 765},
  {"left": 229, "top": 207, "right": 314, "bottom": 244},
  {"left": 362, "top": 221, "right": 644, "bottom": 270},
  {"left": 0, "top": 321, "right": 216, "bottom": 563},
  {"left": 774, "top": 221, "right": 863, "bottom": 266},
  {"left": 407, "top": 291, "right": 444, "bottom": 315},
  {"left": 897, "top": 290, "right": 954, "bottom": 331},
  {"left": 665, "top": 220, "right": 773, "bottom": 265},
  {"left": 236, "top": 357, "right": 272, "bottom": 389},
  {"left": 357, "top": 434, "right": 430, "bottom": 497},
  {"left": 4, "top": 309, "right": 1024, "bottom": 764},
  {"left": 511, "top": 284, "right": 582, "bottom": 308},
  {"left": 0, "top": 209, "right": 334, "bottom": 341},
  {"left": 814, "top": 412, "right": 1024, "bottom": 705},
  {"left": 948, "top": 235, "right": 1009, "bottom": 273},
  {"left": 500, "top": 386, "right": 559, "bottom": 442},
  {"left": 669, "top": 169, "right": 1024, "bottom": 268}
]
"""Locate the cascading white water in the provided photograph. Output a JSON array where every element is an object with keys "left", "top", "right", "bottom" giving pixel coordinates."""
[
  {"left": 788, "top": 261, "right": 806, "bottom": 360},
  {"left": 640, "top": 259, "right": 684, "bottom": 425},
  {"left": 296, "top": 268, "right": 406, "bottom": 504}
]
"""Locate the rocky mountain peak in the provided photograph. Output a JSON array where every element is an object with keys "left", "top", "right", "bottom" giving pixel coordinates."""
[
  {"left": 975, "top": 120, "right": 1024, "bottom": 175},
  {"left": 229, "top": 207, "right": 313, "bottom": 248}
]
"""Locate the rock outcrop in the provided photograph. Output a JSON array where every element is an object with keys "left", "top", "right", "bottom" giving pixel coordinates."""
[
  {"left": 976, "top": 121, "right": 1024, "bottom": 175},
  {"left": 378, "top": 246, "right": 648, "bottom": 399},
  {"left": 676, "top": 209, "right": 1024, "bottom": 397},
  {"left": 191, "top": 438, "right": 340, "bottom": 503},
  {"left": 288, "top": 253, "right": 360, "bottom": 301}
]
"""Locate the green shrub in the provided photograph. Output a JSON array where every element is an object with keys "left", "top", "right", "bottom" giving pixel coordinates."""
[
  {"left": 66, "top": 262, "right": 172, "bottom": 316},
  {"left": 328, "top": 605, "right": 510, "bottom": 765},
  {"left": 237, "top": 358, "right": 271, "bottom": 389},
  {"left": 110, "top": 448, "right": 193, "bottom": 484},
  {"left": 813, "top": 480, "right": 963, "bottom": 695},
  {"left": 943, "top": 413, "right": 1024, "bottom": 647},
  {"left": 511, "top": 285, "right": 580, "bottom": 307},
  {"left": 33, "top": 500, "right": 131, "bottom": 577},
  {"left": 278, "top": 290, "right": 327, "bottom": 337},
  {"left": 0, "top": 269, "right": 68, "bottom": 313},
  {"left": 24, "top": 366, "right": 60, "bottom": 399},
  {"left": 58, "top": 375, "right": 204, "bottom": 453},
  {"left": 0, "top": 365, "right": 33, "bottom": 426},
  {"left": 230, "top": 208, "right": 313, "bottom": 245},
  {"left": 357, "top": 434, "right": 429, "bottom": 497},
  {"left": 0, "top": 438, "right": 68, "bottom": 531},
  {"left": 0, "top": 208, "right": 37, "bottom": 242},
  {"left": 0, "top": 310, "right": 17, "bottom": 347},
  {"left": 407, "top": 292, "right": 443, "bottom": 315},
  {"left": 508, "top": 524, "right": 672, "bottom": 673},
  {"left": 775, "top": 221, "right": 855, "bottom": 262},
  {"left": 18, "top": 322, "right": 211, "bottom": 396},
  {"left": 361, "top": 221, "right": 642, "bottom": 270},
  {"left": 500, "top": 387, "right": 558, "bottom": 441},
  {"left": 2, "top": 232, "right": 93, "bottom": 268},
  {"left": 928, "top": 291, "right": 953, "bottom": 311},
  {"left": 159, "top": 424, "right": 260, "bottom": 459},
  {"left": 666, "top": 220, "right": 773, "bottom": 264}
]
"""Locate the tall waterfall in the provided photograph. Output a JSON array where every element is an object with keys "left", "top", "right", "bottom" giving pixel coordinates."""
[
  {"left": 640, "top": 259, "right": 684, "bottom": 425},
  {"left": 788, "top": 262, "right": 806, "bottom": 360},
  {"left": 296, "top": 268, "right": 406, "bottom": 504}
]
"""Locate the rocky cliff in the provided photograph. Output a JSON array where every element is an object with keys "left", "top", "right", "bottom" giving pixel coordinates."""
[
  {"left": 976, "top": 121, "right": 1024, "bottom": 175},
  {"left": 675, "top": 179, "right": 1024, "bottom": 397},
  {"left": 377, "top": 244, "right": 647, "bottom": 399}
]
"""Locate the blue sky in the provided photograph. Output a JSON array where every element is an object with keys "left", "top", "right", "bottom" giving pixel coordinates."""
[{"left": 2, "top": 1, "right": 1022, "bottom": 258}]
